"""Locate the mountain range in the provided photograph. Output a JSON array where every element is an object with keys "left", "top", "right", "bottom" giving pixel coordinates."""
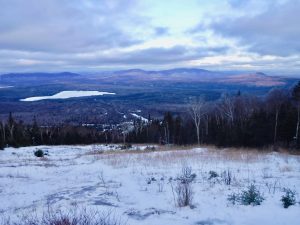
[{"left": 0, "top": 68, "right": 290, "bottom": 87}]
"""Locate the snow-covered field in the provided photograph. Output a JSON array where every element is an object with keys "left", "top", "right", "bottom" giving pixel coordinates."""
[
  {"left": 0, "top": 145, "right": 299, "bottom": 225},
  {"left": 20, "top": 91, "right": 116, "bottom": 101}
]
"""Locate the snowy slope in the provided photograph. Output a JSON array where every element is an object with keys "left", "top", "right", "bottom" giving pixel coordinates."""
[{"left": 0, "top": 145, "right": 299, "bottom": 225}]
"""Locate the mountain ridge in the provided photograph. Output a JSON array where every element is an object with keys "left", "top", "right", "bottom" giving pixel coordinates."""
[{"left": 0, "top": 68, "right": 290, "bottom": 87}]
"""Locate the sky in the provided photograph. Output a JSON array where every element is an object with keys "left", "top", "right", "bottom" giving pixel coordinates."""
[{"left": 0, "top": 0, "right": 299, "bottom": 75}]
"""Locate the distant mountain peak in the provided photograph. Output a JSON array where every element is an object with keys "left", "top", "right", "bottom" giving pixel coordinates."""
[
  {"left": 116, "top": 69, "right": 147, "bottom": 74},
  {"left": 1, "top": 72, "right": 81, "bottom": 78},
  {"left": 161, "top": 68, "right": 211, "bottom": 73},
  {"left": 255, "top": 72, "right": 267, "bottom": 76}
]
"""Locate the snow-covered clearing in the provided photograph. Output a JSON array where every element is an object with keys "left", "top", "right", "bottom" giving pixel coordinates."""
[
  {"left": 130, "top": 113, "right": 148, "bottom": 123},
  {"left": 20, "top": 91, "right": 115, "bottom": 101},
  {"left": 0, "top": 145, "right": 299, "bottom": 225}
]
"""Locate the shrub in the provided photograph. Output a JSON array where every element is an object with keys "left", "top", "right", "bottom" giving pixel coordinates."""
[
  {"left": 227, "top": 193, "right": 239, "bottom": 205},
  {"left": 281, "top": 188, "right": 296, "bottom": 208},
  {"left": 178, "top": 167, "right": 196, "bottom": 183},
  {"left": 34, "top": 149, "right": 44, "bottom": 157},
  {"left": 175, "top": 167, "right": 195, "bottom": 207},
  {"left": 221, "top": 169, "right": 232, "bottom": 185},
  {"left": 208, "top": 171, "right": 218, "bottom": 180},
  {"left": 228, "top": 184, "right": 264, "bottom": 206},
  {"left": 145, "top": 146, "right": 156, "bottom": 151},
  {"left": 157, "top": 181, "right": 164, "bottom": 192},
  {"left": 119, "top": 143, "right": 132, "bottom": 150},
  {"left": 240, "top": 184, "right": 264, "bottom": 206},
  {"left": 176, "top": 181, "right": 193, "bottom": 207}
]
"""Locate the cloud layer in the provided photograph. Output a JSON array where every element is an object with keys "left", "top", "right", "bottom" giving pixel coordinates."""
[
  {"left": 211, "top": 0, "right": 300, "bottom": 56},
  {"left": 0, "top": 0, "right": 299, "bottom": 74}
]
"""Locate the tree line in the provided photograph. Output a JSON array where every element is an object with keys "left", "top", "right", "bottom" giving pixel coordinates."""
[
  {"left": 0, "top": 113, "right": 113, "bottom": 149},
  {"left": 1, "top": 81, "right": 300, "bottom": 150},
  {"left": 128, "top": 81, "right": 300, "bottom": 149}
]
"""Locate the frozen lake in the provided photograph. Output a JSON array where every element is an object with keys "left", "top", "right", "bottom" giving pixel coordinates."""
[{"left": 20, "top": 90, "right": 116, "bottom": 101}]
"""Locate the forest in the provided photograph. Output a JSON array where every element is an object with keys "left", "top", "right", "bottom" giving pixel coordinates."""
[{"left": 1, "top": 81, "right": 300, "bottom": 150}]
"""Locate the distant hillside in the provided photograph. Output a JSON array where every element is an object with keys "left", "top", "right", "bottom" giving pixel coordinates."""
[
  {"left": 0, "top": 68, "right": 292, "bottom": 87},
  {"left": 0, "top": 72, "right": 81, "bottom": 85},
  {"left": 91, "top": 68, "right": 287, "bottom": 87},
  {"left": 218, "top": 72, "right": 286, "bottom": 87}
]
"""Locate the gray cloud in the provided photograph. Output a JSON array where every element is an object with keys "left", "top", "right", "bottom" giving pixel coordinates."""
[
  {"left": 0, "top": 0, "right": 299, "bottom": 73},
  {"left": 210, "top": 0, "right": 300, "bottom": 56},
  {"left": 0, "top": 45, "right": 229, "bottom": 72},
  {"left": 70, "top": 45, "right": 227, "bottom": 65},
  {"left": 0, "top": 0, "right": 145, "bottom": 53}
]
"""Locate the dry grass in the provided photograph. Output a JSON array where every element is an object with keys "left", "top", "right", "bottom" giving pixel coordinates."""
[
  {"left": 279, "top": 166, "right": 293, "bottom": 173},
  {"left": 90, "top": 145, "right": 278, "bottom": 168},
  {"left": 1, "top": 207, "right": 125, "bottom": 225}
]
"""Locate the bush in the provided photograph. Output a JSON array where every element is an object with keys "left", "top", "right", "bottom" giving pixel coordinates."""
[
  {"left": 221, "top": 169, "right": 232, "bottom": 185},
  {"left": 145, "top": 146, "right": 156, "bottom": 151},
  {"left": 175, "top": 167, "right": 195, "bottom": 207},
  {"left": 227, "top": 193, "right": 240, "bottom": 205},
  {"left": 208, "top": 171, "right": 218, "bottom": 180},
  {"left": 119, "top": 143, "right": 132, "bottom": 150},
  {"left": 281, "top": 188, "right": 296, "bottom": 208},
  {"left": 240, "top": 184, "right": 264, "bottom": 206},
  {"left": 34, "top": 149, "right": 44, "bottom": 157},
  {"left": 228, "top": 184, "right": 264, "bottom": 206}
]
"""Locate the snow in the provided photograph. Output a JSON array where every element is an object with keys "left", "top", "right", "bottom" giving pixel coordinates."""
[
  {"left": 131, "top": 113, "right": 148, "bottom": 122},
  {"left": 20, "top": 91, "right": 116, "bottom": 101},
  {"left": 0, "top": 145, "right": 299, "bottom": 225}
]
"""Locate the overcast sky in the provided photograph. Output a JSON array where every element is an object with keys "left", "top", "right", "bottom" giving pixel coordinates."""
[{"left": 0, "top": 0, "right": 299, "bottom": 74}]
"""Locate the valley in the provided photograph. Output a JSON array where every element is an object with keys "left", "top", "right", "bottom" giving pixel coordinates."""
[{"left": 0, "top": 69, "right": 296, "bottom": 125}]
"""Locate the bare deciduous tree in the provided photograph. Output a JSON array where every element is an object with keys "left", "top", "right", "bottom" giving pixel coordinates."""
[
  {"left": 266, "top": 88, "right": 288, "bottom": 149},
  {"left": 188, "top": 98, "right": 206, "bottom": 145},
  {"left": 292, "top": 82, "right": 300, "bottom": 147},
  {"left": 218, "top": 94, "right": 235, "bottom": 124},
  {"left": 121, "top": 122, "right": 133, "bottom": 144}
]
